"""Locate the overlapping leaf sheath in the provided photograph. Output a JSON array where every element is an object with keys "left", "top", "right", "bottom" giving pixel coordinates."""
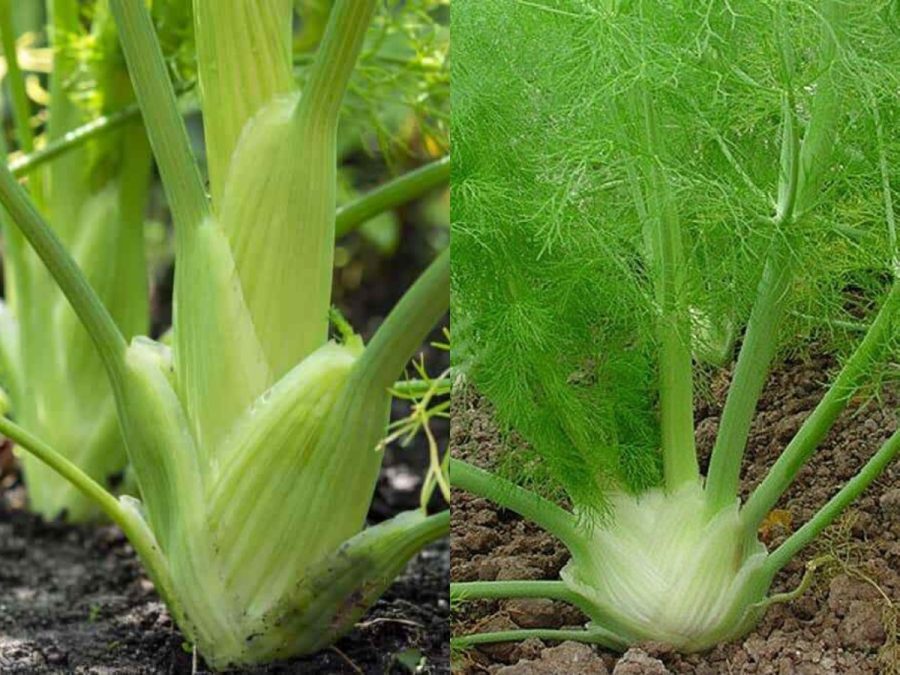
[
  {"left": 95, "top": 0, "right": 447, "bottom": 665},
  {"left": 0, "top": 1, "right": 448, "bottom": 666}
]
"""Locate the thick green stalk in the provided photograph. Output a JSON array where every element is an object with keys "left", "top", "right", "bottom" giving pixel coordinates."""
[
  {"left": 0, "top": 0, "right": 32, "bottom": 313},
  {"left": 635, "top": 91, "right": 697, "bottom": 488},
  {"left": 110, "top": 0, "right": 210, "bottom": 237},
  {"left": 706, "top": 4, "right": 842, "bottom": 510},
  {"left": 764, "top": 428, "right": 900, "bottom": 574},
  {"left": 0, "top": 164, "right": 127, "bottom": 383},
  {"left": 704, "top": 97, "right": 798, "bottom": 510},
  {"left": 336, "top": 156, "right": 450, "bottom": 237},
  {"left": 208, "top": 0, "right": 378, "bottom": 384},
  {"left": 193, "top": 0, "right": 294, "bottom": 206},
  {"left": 449, "top": 458, "right": 585, "bottom": 557},
  {"left": 742, "top": 281, "right": 899, "bottom": 533}
]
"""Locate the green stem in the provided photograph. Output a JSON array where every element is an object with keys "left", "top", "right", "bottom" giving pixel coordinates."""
[
  {"left": 0, "top": 164, "right": 127, "bottom": 382},
  {"left": 296, "top": 0, "right": 378, "bottom": 126},
  {"left": 756, "top": 556, "right": 826, "bottom": 610},
  {"left": 708, "top": 6, "right": 841, "bottom": 509},
  {"left": 355, "top": 248, "right": 449, "bottom": 394},
  {"left": 0, "top": 0, "right": 36, "bottom": 309},
  {"left": 452, "top": 626, "right": 626, "bottom": 651},
  {"left": 0, "top": 92, "right": 25, "bottom": 319},
  {"left": 775, "top": 95, "right": 800, "bottom": 223},
  {"left": 636, "top": 91, "right": 697, "bottom": 488},
  {"left": 871, "top": 97, "right": 897, "bottom": 271},
  {"left": 392, "top": 377, "right": 451, "bottom": 398},
  {"left": 8, "top": 80, "right": 197, "bottom": 179},
  {"left": 449, "top": 458, "right": 585, "bottom": 558},
  {"left": 764, "top": 428, "right": 899, "bottom": 575},
  {"left": 335, "top": 156, "right": 450, "bottom": 237},
  {"left": 9, "top": 105, "right": 139, "bottom": 177},
  {"left": 0, "top": 415, "right": 121, "bottom": 525},
  {"left": 743, "top": 281, "right": 899, "bottom": 534},
  {"left": 110, "top": 0, "right": 210, "bottom": 236},
  {"left": 452, "top": 580, "right": 594, "bottom": 614},
  {"left": 705, "top": 251, "right": 791, "bottom": 511}
]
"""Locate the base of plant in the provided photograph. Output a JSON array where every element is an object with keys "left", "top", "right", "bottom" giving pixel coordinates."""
[
  {"left": 451, "top": 555, "right": 824, "bottom": 656},
  {"left": 194, "top": 509, "right": 450, "bottom": 668},
  {"left": 451, "top": 448, "right": 900, "bottom": 655}
]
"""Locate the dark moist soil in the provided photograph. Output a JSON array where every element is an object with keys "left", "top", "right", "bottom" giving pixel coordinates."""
[
  {"left": 0, "top": 498, "right": 448, "bottom": 674},
  {"left": 451, "top": 355, "right": 900, "bottom": 674},
  {"left": 0, "top": 208, "right": 450, "bottom": 672}
]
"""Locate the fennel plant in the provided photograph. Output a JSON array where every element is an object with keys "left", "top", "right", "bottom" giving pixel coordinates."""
[
  {"left": 0, "top": 0, "right": 449, "bottom": 668},
  {"left": 452, "top": 0, "right": 898, "bottom": 652},
  {"left": 0, "top": 0, "right": 158, "bottom": 521}
]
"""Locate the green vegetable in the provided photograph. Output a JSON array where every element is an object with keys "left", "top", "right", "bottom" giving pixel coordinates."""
[
  {"left": 0, "top": 0, "right": 448, "bottom": 668},
  {"left": 0, "top": 0, "right": 152, "bottom": 520},
  {"left": 451, "top": 0, "right": 898, "bottom": 652}
]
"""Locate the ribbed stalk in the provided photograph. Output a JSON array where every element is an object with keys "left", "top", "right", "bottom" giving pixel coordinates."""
[
  {"left": 634, "top": 90, "right": 698, "bottom": 489},
  {"left": 297, "top": 0, "right": 378, "bottom": 125},
  {"left": 193, "top": 0, "right": 294, "bottom": 206},
  {"left": 110, "top": 0, "right": 210, "bottom": 238},
  {"left": 355, "top": 248, "right": 450, "bottom": 394}
]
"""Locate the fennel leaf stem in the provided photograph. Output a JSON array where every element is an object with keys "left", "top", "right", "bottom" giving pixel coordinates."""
[
  {"left": 449, "top": 457, "right": 585, "bottom": 558},
  {"left": 110, "top": 0, "right": 210, "bottom": 237},
  {"left": 0, "top": 414, "right": 177, "bottom": 612},
  {"left": 452, "top": 626, "right": 627, "bottom": 651},
  {"left": 0, "top": 2, "right": 36, "bottom": 155},
  {"left": 707, "top": 6, "right": 843, "bottom": 510},
  {"left": 636, "top": 90, "right": 697, "bottom": 489},
  {"left": 296, "top": 0, "right": 378, "bottom": 127},
  {"left": 742, "top": 281, "right": 900, "bottom": 535},
  {"left": 336, "top": 156, "right": 450, "bottom": 237},
  {"left": 704, "top": 101, "right": 798, "bottom": 511},
  {"left": 451, "top": 580, "right": 596, "bottom": 616},
  {"left": 765, "top": 428, "right": 900, "bottom": 575},
  {"left": 0, "top": 0, "right": 33, "bottom": 310}
]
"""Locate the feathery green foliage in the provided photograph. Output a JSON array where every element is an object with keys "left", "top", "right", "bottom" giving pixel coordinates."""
[
  {"left": 453, "top": 0, "right": 897, "bottom": 510},
  {"left": 452, "top": 0, "right": 898, "bottom": 653}
]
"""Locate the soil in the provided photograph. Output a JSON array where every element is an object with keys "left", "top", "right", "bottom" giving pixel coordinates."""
[
  {"left": 451, "top": 354, "right": 900, "bottom": 674},
  {"left": 0, "top": 497, "right": 449, "bottom": 674}
]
